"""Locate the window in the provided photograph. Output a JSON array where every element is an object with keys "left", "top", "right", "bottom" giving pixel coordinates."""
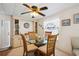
[
  {"left": 15, "top": 19, "right": 19, "bottom": 35},
  {"left": 44, "top": 18, "right": 60, "bottom": 35}
]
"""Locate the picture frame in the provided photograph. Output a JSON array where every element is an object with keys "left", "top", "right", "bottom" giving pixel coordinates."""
[
  {"left": 73, "top": 13, "right": 79, "bottom": 24},
  {"left": 62, "top": 19, "right": 71, "bottom": 26}
]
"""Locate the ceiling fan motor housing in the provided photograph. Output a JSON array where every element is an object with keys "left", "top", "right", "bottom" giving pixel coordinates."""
[{"left": 31, "top": 6, "right": 38, "bottom": 11}]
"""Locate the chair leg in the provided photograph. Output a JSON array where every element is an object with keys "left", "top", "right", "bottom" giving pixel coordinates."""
[
  {"left": 25, "top": 53, "right": 28, "bottom": 56},
  {"left": 53, "top": 52, "right": 55, "bottom": 56},
  {"left": 23, "top": 50, "right": 26, "bottom": 56},
  {"left": 35, "top": 49, "right": 40, "bottom": 56},
  {"left": 38, "top": 51, "right": 41, "bottom": 56},
  {"left": 53, "top": 54, "right": 55, "bottom": 56}
]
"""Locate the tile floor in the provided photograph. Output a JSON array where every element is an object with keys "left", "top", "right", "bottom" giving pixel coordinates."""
[{"left": 0, "top": 46, "right": 73, "bottom": 56}]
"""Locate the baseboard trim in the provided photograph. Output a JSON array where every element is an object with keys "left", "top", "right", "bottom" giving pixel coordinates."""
[
  {"left": 56, "top": 47, "right": 73, "bottom": 56},
  {"left": 0, "top": 47, "right": 9, "bottom": 51}
]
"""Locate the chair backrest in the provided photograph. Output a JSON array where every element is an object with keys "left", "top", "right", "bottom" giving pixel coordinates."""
[
  {"left": 25, "top": 33, "right": 29, "bottom": 40},
  {"left": 45, "top": 32, "right": 52, "bottom": 40},
  {"left": 20, "top": 34, "right": 27, "bottom": 53},
  {"left": 28, "top": 32, "right": 38, "bottom": 40},
  {"left": 47, "top": 35, "right": 57, "bottom": 56},
  {"left": 45, "top": 32, "right": 52, "bottom": 36}
]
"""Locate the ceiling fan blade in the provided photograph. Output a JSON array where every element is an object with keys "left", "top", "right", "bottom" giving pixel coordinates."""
[
  {"left": 37, "top": 12, "right": 45, "bottom": 16},
  {"left": 23, "top": 4, "right": 30, "bottom": 9},
  {"left": 21, "top": 11, "right": 32, "bottom": 15},
  {"left": 40, "top": 6, "right": 48, "bottom": 11}
]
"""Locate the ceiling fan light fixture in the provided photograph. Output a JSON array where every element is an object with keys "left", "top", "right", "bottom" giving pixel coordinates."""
[{"left": 30, "top": 12, "right": 38, "bottom": 17}]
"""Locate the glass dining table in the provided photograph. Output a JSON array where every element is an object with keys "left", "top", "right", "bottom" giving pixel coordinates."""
[{"left": 26, "top": 38, "right": 47, "bottom": 47}]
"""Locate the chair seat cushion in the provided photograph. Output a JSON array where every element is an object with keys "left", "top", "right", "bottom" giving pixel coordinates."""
[
  {"left": 38, "top": 45, "right": 47, "bottom": 54},
  {"left": 73, "top": 49, "right": 79, "bottom": 56},
  {"left": 7, "top": 47, "right": 23, "bottom": 56},
  {"left": 27, "top": 44, "right": 38, "bottom": 52},
  {"left": 12, "top": 35, "right": 23, "bottom": 48}
]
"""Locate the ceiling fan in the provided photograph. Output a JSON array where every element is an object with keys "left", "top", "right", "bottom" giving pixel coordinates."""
[{"left": 21, "top": 4, "right": 48, "bottom": 18}]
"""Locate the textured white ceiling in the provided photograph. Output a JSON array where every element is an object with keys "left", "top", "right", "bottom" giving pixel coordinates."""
[{"left": 0, "top": 3, "right": 79, "bottom": 19}]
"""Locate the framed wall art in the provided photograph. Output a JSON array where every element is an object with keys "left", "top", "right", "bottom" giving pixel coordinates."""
[
  {"left": 62, "top": 19, "right": 71, "bottom": 26},
  {"left": 24, "top": 23, "right": 30, "bottom": 28}
]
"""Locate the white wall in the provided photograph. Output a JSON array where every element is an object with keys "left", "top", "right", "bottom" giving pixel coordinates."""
[
  {"left": 50, "top": 5, "right": 79, "bottom": 55},
  {"left": 37, "top": 19, "right": 44, "bottom": 37},
  {"left": 19, "top": 20, "right": 33, "bottom": 34}
]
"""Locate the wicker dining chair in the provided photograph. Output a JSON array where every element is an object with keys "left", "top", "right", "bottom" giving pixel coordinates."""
[
  {"left": 38, "top": 35, "right": 57, "bottom": 56},
  {"left": 44, "top": 32, "right": 52, "bottom": 40},
  {"left": 20, "top": 34, "right": 38, "bottom": 56},
  {"left": 45, "top": 32, "right": 52, "bottom": 36},
  {"left": 28, "top": 32, "right": 40, "bottom": 41}
]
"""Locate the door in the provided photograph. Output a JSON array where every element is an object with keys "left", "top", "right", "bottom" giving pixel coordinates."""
[
  {"left": 1, "top": 20, "right": 10, "bottom": 48},
  {"left": 0, "top": 20, "right": 2, "bottom": 48}
]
